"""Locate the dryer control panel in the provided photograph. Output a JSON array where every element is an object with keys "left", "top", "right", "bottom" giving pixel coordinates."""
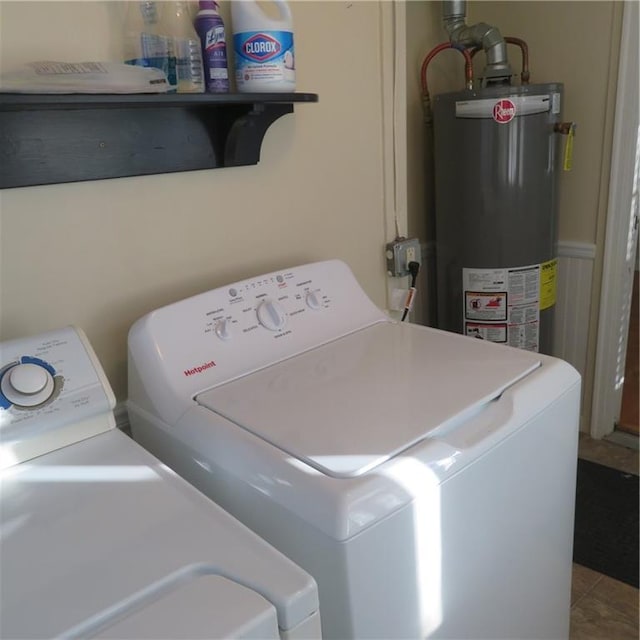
[
  {"left": 0, "top": 326, "right": 115, "bottom": 469},
  {"left": 128, "top": 260, "right": 388, "bottom": 425}
]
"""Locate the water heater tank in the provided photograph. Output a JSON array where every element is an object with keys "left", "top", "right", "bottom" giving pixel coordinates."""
[{"left": 433, "top": 82, "right": 563, "bottom": 354}]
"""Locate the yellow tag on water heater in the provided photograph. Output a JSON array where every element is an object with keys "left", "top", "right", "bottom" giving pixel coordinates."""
[
  {"left": 563, "top": 124, "right": 575, "bottom": 171},
  {"left": 540, "top": 259, "right": 558, "bottom": 310}
]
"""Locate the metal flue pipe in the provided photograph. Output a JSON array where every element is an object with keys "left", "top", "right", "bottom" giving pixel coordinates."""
[{"left": 442, "top": 0, "right": 512, "bottom": 84}]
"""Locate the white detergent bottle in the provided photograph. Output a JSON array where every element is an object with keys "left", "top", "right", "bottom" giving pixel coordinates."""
[{"left": 231, "top": 0, "right": 295, "bottom": 93}]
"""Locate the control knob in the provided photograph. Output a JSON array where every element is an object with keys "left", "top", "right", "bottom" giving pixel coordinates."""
[
  {"left": 214, "top": 319, "right": 231, "bottom": 340},
  {"left": 306, "top": 291, "right": 322, "bottom": 310},
  {"left": 257, "top": 299, "right": 287, "bottom": 331},
  {"left": 1, "top": 362, "right": 55, "bottom": 407}
]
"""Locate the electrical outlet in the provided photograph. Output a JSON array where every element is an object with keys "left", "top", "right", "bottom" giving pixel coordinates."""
[{"left": 386, "top": 237, "right": 421, "bottom": 277}]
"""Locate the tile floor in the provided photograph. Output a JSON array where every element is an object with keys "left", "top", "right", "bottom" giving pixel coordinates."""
[{"left": 569, "top": 433, "right": 639, "bottom": 639}]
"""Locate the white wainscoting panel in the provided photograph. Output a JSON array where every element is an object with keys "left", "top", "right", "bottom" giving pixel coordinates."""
[{"left": 553, "top": 242, "right": 597, "bottom": 388}]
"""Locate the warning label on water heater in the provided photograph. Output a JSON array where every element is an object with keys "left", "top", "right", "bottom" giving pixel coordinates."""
[{"left": 463, "top": 264, "right": 548, "bottom": 352}]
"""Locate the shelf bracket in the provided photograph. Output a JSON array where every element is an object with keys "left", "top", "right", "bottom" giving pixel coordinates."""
[{"left": 224, "top": 103, "right": 293, "bottom": 167}]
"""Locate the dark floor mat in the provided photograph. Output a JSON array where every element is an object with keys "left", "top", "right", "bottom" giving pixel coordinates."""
[{"left": 573, "top": 458, "right": 639, "bottom": 588}]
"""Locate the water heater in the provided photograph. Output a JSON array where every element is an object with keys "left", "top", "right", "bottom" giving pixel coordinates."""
[{"left": 432, "top": 84, "right": 563, "bottom": 354}]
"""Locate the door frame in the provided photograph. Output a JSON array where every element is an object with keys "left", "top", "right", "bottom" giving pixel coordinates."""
[{"left": 590, "top": 0, "right": 639, "bottom": 439}]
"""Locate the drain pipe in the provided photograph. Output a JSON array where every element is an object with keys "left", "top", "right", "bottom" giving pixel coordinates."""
[{"left": 442, "top": 0, "right": 512, "bottom": 85}]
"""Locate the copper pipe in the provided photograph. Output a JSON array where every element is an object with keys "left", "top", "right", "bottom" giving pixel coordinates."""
[
  {"left": 504, "top": 37, "right": 530, "bottom": 84},
  {"left": 421, "top": 42, "right": 474, "bottom": 98}
]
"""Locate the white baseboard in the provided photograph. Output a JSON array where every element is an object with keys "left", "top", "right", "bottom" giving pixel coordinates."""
[{"left": 114, "top": 401, "right": 130, "bottom": 434}]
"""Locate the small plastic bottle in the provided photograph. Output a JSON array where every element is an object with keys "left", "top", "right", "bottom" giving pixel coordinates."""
[
  {"left": 161, "top": 1, "right": 205, "bottom": 93},
  {"left": 123, "top": 1, "right": 176, "bottom": 91},
  {"left": 194, "top": 0, "right": 230, "bottom": 93}
]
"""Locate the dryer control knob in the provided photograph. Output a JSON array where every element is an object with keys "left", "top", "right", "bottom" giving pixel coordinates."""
[
  {"left": 257, "top": 299, "right": 287, "bottom": 332},
  {"left": 215, "top": 319, "right": 231, "bottom": 340},
  {"left": 1, "top": 363, "right": 55, "bottom": 407},
  {"left": 306, "top": 291, "right": 321, "bottom": 310}
]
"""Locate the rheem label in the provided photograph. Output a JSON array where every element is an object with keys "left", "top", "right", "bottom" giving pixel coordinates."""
[{"left": 493, "top": 99, "right": 516, "bottom": 123}]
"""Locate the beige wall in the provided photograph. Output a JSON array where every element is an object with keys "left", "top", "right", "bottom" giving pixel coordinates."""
[
  {"left": 0, "top": 1, "right": 397, "bottom": 402},
  {"left": 406, "top": 0, "right": 458, "bottom": 247},
  {"left": 406, "top": 1, "right": 466, "bottom": 322},
  {"left": 1, "top": 1, "right": 623, "bottom": 428}
]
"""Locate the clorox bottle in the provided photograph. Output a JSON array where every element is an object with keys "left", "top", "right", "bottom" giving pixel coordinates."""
[{"left": 231, "top": 0, "right": 295, "bottom": 93}]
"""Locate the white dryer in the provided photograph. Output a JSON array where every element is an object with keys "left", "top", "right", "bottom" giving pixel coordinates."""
[
  {"left": 0, "top": 326, "right": 320, "bottom": 639},
  {"left": 127, "top": 259, "right": 581, "bottom": 639}
]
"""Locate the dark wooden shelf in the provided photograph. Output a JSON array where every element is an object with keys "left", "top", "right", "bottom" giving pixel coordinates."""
[{"left": 0, "top": 92, "right": 318, "bottom": 188}]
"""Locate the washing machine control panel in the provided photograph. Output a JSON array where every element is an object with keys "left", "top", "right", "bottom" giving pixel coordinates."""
[
  {"left": 130, "top": 260, "right": 388, "bottom": 402},
  {"left": 0, "top": 326, "right": 116, "bottom": 469},
  {"left": 210, "top": 270, "right": 332, "bottom": 342},
  {"left": 188, "top": 261, "right": 385, "bottom": 347}
]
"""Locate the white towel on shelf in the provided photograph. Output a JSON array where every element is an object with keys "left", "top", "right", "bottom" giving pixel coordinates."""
[{"left": 0, "top": 61, "right": 169, "bottom": 94}]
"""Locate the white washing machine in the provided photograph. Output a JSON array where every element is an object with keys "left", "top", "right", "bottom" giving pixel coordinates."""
[
  {"left": 127, "top": 259, "right": 581, "bottom": 639},
  {"left": 0, "top": 326, "right": 321, "bottom": 639}
]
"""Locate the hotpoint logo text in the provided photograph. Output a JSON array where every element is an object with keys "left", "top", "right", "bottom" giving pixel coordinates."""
[{"left": 184, "top": 360, "right": 216, "bottom": 377}]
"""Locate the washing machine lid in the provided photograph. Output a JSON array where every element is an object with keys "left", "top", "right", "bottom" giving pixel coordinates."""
[
  {"left": 196, "top": 322, "right": 542, "bottom": 478},
  {"left": 92, "top": 575, "right": 279, "bottom": 639},
  {"left": 0, "top": 429, "right": 318, "bottom": 638}
]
